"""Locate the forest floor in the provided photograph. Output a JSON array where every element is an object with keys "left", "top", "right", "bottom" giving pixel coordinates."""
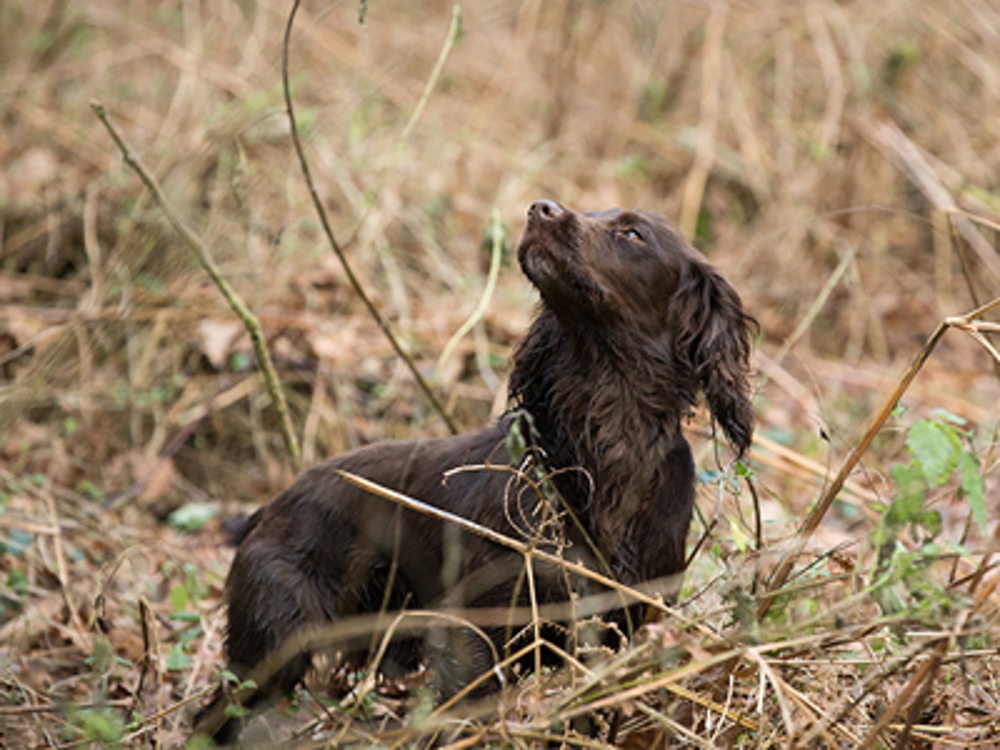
[{"left": 3, "top": 1, "right": 1000, "bottom": 747}]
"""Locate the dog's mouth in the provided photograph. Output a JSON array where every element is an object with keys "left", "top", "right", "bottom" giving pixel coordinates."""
[{"left": 518, "top": 203, "right": 607, "bottom": 313}]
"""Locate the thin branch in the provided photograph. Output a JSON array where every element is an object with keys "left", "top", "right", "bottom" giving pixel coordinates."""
[
  {"left": 343, "top": 4, "right": 465, "bottom": 251},
  {"left": 858, "top": 638, "right": 948, "bottom": 750},
  {"left": 759, "top": 320, "right": 950, "bottom": 618},
  {"left": 770, "top": 244, "right": 856, "bottom": 369},
  {"left": 865, "top": 119, "right": 1000, "bottom": 281},
  {"left": 401, "top": 4, "right": 463, "bottom": 141},
  {"left": 90, "top": 102, "right": 301, "bottom": 472},
  {"left": 436, "top": 207, "right": 505, "bottom": 376},
  {"left": 282, "top": 0, "right": 457, "bottom": 434},
  {"left": 678, "top": 3, "right": 726, "bottom": 240}
]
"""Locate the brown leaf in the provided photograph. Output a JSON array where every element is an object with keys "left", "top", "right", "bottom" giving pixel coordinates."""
[{"left": 197, "top": 319, "right": 244, "bottom": 370}]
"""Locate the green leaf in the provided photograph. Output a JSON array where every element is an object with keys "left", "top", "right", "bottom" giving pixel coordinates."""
[
  {"left": 906, "top": 420, "right": 958, "bottom": 486},
  {"left": 89, "top": 637, "right": 114, "bottom": 674},
  {"left": 169, "top": 583, "right": 189, "bottom": 613},
  {"left": 221, "top": 669, "right": 241, "bottom": 685},
  {"left": 230, "top": 351, "right": 252, "bottom": 372},
  {"left": 728, "top": 518, "right": 750, "bottom": 553},
  {"left": 3, "top": 529, "right": 34, "bottom": 557},
  {"left": 871, "top": 520, "right": 889, "bottom": 549},
  {"left": 168, "top": 611, "right": 200, "bottom": 623},
  {"left": 224, "top": 703, "right": 251, "bottom": 719},
  {"left": 887, "top": 463, "right": 924, "bottom": 530},
  {"left": 168, "top": 501, "right": 220, "bottom": 532},
  {"left": 76, "top": 479, "right": 105, "bottom": 502},
  {"left": 506, "top": 418, "right": 527, "bottom": 464},
  {"left": 930, "top": 408, "right": 967, "bottom": 426},
  {"left": 178, "top": 625, "right": 204, "bottom": 648},
  {"left": 886, "top": 489, "right": 923, "bottom": 529},
  {"left": 958, "top": 451, "right": 988, "bottom": 531},
  {"left": 7, "top": 567, "right": 28, "bottom": 595},
  {"left": 918, "top": 510, "right": 943, "bottom": 538},
  {"left": 80, "top": 707, "right": 125, "bottom": 742},
  {"left": 165, "top": 643, "right": 192, "bottom": 671}
]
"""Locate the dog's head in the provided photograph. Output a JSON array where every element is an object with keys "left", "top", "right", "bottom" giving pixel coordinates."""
[{"left": 516, "top": 200, "right": 756, "bottom": 456}]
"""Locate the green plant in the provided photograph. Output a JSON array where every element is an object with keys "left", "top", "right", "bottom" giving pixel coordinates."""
[
  {"left": 167, "top": 501, "right": 220, "bottom": 533},
  {"left": 869, "top": 410, "right": 983, "bottom": 620},
  {"left": 219, "top": 669, "right": 259, "bottom": 719},
  {"left": 66, "top": 705, "right": 125, "bottom": 747},
  {"left": 164, "top": 563, "right": 209, "bottom": 670}
]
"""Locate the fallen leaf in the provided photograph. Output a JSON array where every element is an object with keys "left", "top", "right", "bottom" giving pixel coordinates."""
[{"left": 197, "top": 319, "right": 244, "bottom": 370}]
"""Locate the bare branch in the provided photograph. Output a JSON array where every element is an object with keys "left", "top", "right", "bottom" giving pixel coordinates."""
[{"left": 90, "top": 101, "right": 302, "bottom": 472}]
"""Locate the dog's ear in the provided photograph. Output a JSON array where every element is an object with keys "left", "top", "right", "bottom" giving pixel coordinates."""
[{"left": 670, "top": 258, "right": 755, "bottom": 457}]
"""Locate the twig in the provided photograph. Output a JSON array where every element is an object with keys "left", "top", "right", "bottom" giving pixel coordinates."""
[
  {"left": 805, "top": 6, "right": 845, "bottom": 159},
  {"left": 636, "top": 701, "right": 718, "bottom": 749},
  {"left": 342, "top": 4, "right": 465, "bottom": 252},
  {"left": 0, "top": 700, "right": 132, "bottom": 716},
  {"left": 45, "top": 489, "right": 89, "bottom": 651},
  {"left": 436, "top": 208, "right": 505, "bottom": 377},
  {"left": 678, "top": 3, "right": 726, "bottom": 240},
  {"left": 123, "top": 688, "right": 217, "bottom": 744},
  {"left": 282, "top": 0, "right": 457, "bottom": 434},
  {"left": 744, "top": 648, "right": 796, "bottom": 741},
  {"left": 758, "top": 320, "right": 947, "bottom": 619},
  {"left": 523, "top": 553, "right": 543, "bottom": 714},
  {"left": 89, "top": 102, "right": 302, "bottom": 472},
  {"left": 401, "top": 4, "right": 463, "bottom": 142},
  {"left": 769, "top": 245, "right": 856, "bottom": 368},
  {"left": 858, "top": 638, "right": 949, "bottom": 750},
  {"left": 864, "top": 119, "right": 1000, "bottom": 281}
]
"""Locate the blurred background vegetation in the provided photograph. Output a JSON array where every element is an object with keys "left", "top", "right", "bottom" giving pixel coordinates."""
[{"left": 2, "top": 0, "right": 999, "bottom": 746}]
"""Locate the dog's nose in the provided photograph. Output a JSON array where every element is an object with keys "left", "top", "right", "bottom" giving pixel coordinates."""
[{"left": 528, "top": 200, "right": 563, "bottom": 221}]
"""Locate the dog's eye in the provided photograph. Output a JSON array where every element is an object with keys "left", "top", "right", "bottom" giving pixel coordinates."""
[{"left": 621, "top": 227, "right": 644, "bottom": 243}]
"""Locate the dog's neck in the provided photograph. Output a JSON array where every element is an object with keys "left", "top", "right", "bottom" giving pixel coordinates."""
[{"left": 508, "top": 310, "right": 697, "bottom": 552}]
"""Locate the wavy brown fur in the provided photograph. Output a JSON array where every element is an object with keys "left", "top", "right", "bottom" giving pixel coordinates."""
[{"left": 197, "top": 201, "right": 755, "bottom": 743}]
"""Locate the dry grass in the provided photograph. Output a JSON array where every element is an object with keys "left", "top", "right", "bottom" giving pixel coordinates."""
[{"left": 2, "top": 0, "right": 1000, "bottom": 746}]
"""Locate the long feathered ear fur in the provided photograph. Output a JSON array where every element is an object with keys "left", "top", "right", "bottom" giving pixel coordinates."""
[{"left": 671, "top": 258, "right": 756, "bottom": 457}]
